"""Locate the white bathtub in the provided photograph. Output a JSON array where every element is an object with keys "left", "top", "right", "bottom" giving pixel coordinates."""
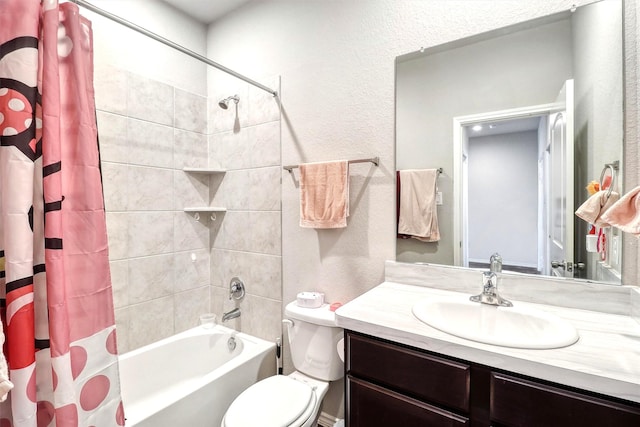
[{"left": 119, "top": 325, "right": 276, "bottom": 426}]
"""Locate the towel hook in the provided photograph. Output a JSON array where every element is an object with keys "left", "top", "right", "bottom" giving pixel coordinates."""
[{"left": 599, "top": 161, "right": 619, "bottom": 200}]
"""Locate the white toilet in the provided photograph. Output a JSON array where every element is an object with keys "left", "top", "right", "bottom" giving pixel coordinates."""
[{"left": 221, "top": 301, "right": 344, "bottom": 427}]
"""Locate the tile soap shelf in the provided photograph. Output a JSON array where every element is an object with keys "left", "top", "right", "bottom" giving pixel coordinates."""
[
  {"left": 183, "top": 207, "right": 226, "bottom": 222},
  {"left": 183, "top": 207, "right": 227, "bottom": 213},
  {"left": 183, "top": 167, "right": 227, "bottom": 221},
  {"left": 182, "top": 167, "right": 226, "bottom": 174}
]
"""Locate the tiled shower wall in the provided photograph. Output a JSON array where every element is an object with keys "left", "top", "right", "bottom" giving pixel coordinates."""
[
  {"left": 95, "top": 66, "right": 282, "bottom": 352},
  {"left": 208, "top": 77, "right": 283, "bottom": 344}
]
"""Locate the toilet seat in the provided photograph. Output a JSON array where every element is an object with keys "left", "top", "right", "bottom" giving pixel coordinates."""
[{"left": 222, "top": 375, "right": 317, "bottom": 427}]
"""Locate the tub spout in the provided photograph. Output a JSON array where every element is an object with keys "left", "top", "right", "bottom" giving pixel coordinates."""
[{"left": 222, "top": 308, "right": 241, "bottom": 322}]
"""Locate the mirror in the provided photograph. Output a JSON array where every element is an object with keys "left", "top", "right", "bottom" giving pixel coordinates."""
[{"left": 395, "top": 0, "right": 623, "bottom": 284}]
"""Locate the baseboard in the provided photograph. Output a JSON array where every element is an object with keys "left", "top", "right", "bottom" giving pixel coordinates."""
[{"left": 317, "top": 411, "right": 341, "bottom": 427}]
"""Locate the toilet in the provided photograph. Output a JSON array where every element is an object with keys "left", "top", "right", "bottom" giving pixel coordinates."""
[{"left": 221, "top": 301, "right": 344, "bottom": 427}]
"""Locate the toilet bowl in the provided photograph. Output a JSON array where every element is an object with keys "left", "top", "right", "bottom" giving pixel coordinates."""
[
  {"left": 221, "top": 302, "right": 343, "bottom": 427},
  {"left": 221, "top": 371, "right": 329, "bottom": 427}
]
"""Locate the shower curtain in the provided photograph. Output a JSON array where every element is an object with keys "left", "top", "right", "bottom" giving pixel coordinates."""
[{"left": 0, "top": 0, "right": 124, "bottom": 426}]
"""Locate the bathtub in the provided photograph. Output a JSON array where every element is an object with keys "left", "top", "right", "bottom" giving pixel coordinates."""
[{"left": 119, "top": 325, "right": 276, "bottom": 427}]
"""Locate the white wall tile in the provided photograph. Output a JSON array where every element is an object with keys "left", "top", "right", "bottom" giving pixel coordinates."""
[
  {"left": 127, "top": 119, "right": 174, "bottom": 168},
  {"left": 173, "top": 169, "right": 210, "bottom": 210},
  {"left": 102, "top": 162, "right": 129, "bottom": 211},
  {"left": 247, "top": 76, "right": 280, "bottom": 127},
  {"left": 248, "top": 211, "right": 282, "bottom": 256},
  {"left": 128, "top": 254, "right": 175, "bottom": 304},
  {"left": 248, "top": 121, "right": 281, "bottom": 168},
  {"left": 106, "top": 212, "right": 129, "bottom": 260},
  {"left": 114, "top": 307, "right": 131, "bottom": 354},
  {"left": 242, "top": 295, "right": 282, "bottom": 342},
  {"left": 94, "top": 64, "right": 127, "bottom": 115},
  {"left": 175, "top": 89, "right": 208, "bottom": 133},
  {"left": 219, "top": 129, "right": 250, "bottom": 170},
  {"left": 249, "top": 167, "right": 281, "bottom": 210},
  {"left": 97, "top": 111, "right": 128, "bottom": 164},
  {"left": 174, "top": 286, "right": 211, "bottom": 333},
  {"left": 174, "top": 249, "right": 210, "bottom": 292},
  {"left": 211, "top": 249, "right": 281, "bottom": 300},
  {"left": 127, "top": 166, "right": 175, "bottom": 211},
  {"left": 109, "top": 260, "right": 129, "bottom": 309},
  {"left": 127, "top": 73, "right": 174, "bottom": 126},
  {"left": 174, "top": 211, "right": 210, "bottom": 252},
  {"left": 127, "top": 212, "right": 174, "bottom": 257},
  {"left": 174, "top": 129, "right": 208, "bottom": 169},
  {"left": 128, "top": 296, "right": 175, "bottom": 349},
  {"left": 207, "top": 133, "right": 225, "bottom": 169}
]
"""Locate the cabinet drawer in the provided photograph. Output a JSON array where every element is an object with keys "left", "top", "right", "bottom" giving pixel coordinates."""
[
  {"left": 491, "top": 373, "right": 640, "bottom": 427},
  {"left": 347, "top": 375, "right": 469, "bottom": 427},
  {"left": 346, "top": 332, "right": 470, "bottom": 413}
]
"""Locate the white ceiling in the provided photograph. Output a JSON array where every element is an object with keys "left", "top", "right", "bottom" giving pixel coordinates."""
[
  {"left": 467, "top": 116, "right": 542, "bottom": 138},
  {"left": 162, "top": 0, "right": 252, "bottom": 24}
]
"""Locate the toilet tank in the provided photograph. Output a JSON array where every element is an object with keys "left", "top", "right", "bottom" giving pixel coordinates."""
[{"left": 284, "top": 301, "right": 343, "bottom": 381}]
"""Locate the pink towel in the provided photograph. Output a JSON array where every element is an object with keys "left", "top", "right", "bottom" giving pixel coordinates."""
[
  {"left": 575, "top": 190, "right": 619, "bottom": 227},
  {"left": 600, "top": 186, "right": 640, "bottom": 236},
  {"left": 299, "top": 161, "right": 349, "bottom": 228}
]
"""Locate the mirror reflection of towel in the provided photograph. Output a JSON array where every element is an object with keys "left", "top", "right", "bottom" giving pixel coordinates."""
[
  {"left": 600, "top": 186, "right": 640, "bottom": 236},
  {"left": 299, "top": 161, "right": 349, "bottom": 228},
  {"left": 575, "top": 190, "right": 619, "bottom": 227},
  {"left": 397, "top": 169, "right": 440, "bottom": 242}
]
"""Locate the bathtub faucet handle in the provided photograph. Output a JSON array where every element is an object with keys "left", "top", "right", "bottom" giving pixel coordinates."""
[{"left": 229, "top": 277, "right": 245, "bottom": 300}]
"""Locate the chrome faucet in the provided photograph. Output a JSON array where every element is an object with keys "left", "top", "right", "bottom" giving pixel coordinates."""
[
  {"left": 222, "top": 308, "right": 241, "bottom": 322},
  {"left": 470, "top": 253, "right": 513, "bottom": 307}
]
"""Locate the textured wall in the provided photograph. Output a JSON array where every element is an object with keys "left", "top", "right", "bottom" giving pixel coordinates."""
[{"left": 623, "top": 0, "right": 640, "bottom": 287}]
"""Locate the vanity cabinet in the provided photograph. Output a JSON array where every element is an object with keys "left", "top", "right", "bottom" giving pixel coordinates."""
[{"left": 345, "top": 331, "right": 640, "bottom": 427}]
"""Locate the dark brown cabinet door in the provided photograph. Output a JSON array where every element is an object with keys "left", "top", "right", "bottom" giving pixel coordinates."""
[
  {"left": 491, "top": 373, "right": 640, "bottom": 427},
  {"left": 347, "top": 375, "right": 470, "bottom": 427},
  {"left": 347, "top": 332, "right": 471, "bottom": 413}
]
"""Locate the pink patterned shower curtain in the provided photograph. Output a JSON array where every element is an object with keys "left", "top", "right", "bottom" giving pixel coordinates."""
[{"left": 0, "top": 1, "right": 124, "bottom": 426}]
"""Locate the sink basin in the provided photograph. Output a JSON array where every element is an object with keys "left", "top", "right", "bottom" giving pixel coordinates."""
[{"left": 412, "top": 297, "right": 579, "bottom": 349}]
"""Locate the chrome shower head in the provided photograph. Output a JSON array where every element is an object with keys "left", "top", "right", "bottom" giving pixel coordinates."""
[{"left": 218, "top": 95, "right": 240, "bottom": 109}]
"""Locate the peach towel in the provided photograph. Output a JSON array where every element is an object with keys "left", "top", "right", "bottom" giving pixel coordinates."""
[
  {"left": 299, "top": 161, "right": 349, "bottom": 228},
  {"left": 600, "top": 186, "right": 640, "bottom": 236},
  {"left": 398, "top": 169, "right": 440, "bottom": 242},
  {"left": 575, "top": 190, "right": 620, "bottom": 227}
]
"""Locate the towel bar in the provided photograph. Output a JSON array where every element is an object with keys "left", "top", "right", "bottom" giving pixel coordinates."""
[{"left": 283, "top": 156, "right": 379, "bottom": 172}]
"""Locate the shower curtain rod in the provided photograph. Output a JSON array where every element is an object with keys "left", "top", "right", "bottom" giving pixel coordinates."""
[{"left": 68, "top": 0, "right": 278, "bottom": 97}]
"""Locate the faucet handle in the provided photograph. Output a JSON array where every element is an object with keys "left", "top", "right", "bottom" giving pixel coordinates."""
[
  {"left": 229, "top": 277, "right": 245, "bottom": 300},
  {"left": 490, "top": 253, "right": 503, "bottom": 273}
]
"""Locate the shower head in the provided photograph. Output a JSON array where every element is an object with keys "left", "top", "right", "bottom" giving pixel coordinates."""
[{"left": 218, "top": 95, "right": 240, "bottom": 109}]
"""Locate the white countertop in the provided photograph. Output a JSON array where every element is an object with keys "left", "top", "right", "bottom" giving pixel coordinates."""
[{"left": 335, "top": 281, "right": 640, "bottom": 404}]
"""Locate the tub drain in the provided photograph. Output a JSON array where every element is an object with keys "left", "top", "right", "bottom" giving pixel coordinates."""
[{"left": 227, "top": 336, "right": 237, "bottom": 351}]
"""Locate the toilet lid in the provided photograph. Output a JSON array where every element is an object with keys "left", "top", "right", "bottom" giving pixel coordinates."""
[{"left": 224, "top": 375, "right": 315, "bottom": 427}]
